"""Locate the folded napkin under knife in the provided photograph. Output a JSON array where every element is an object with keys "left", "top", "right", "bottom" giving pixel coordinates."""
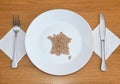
[{"left": 93, "top": 25, "right": 120, "bottom": 60}]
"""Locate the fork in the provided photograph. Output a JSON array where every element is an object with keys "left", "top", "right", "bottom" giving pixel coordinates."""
[{"left": 11, "top": 15, "right": 20, "bottom": 68}]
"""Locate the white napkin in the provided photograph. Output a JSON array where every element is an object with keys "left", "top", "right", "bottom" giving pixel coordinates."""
[
  {"left": 0, "top": 27, "right": 26, "bottom": 64},
  {"left": 93, "top": 25, "right": 120, "bottom": 60}
]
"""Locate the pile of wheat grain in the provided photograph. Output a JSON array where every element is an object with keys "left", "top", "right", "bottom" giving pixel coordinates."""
[{"left": 48, "top": 32, "right": 71, "bottom": 56}]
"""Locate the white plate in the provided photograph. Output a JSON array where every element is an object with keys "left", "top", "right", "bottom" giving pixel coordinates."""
[{"left": 25, "top": 9, "right": 93, "bottom": 76}]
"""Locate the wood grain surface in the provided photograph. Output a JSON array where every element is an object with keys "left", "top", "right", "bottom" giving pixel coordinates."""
[{"left": 0, "top": 0, "right": 120, "bottom": 84}]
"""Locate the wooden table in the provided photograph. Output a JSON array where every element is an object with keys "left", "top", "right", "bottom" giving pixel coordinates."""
[{"left": 0, "top": 0, "right": 120, "bottom": 84}]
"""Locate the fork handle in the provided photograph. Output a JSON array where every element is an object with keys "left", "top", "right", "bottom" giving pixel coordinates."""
[
  {"left": 11, "top": 33, "right": 18, "bottom": 68},
  {"left": 101, "top": 40, "right": 107, "bottom": 71}
]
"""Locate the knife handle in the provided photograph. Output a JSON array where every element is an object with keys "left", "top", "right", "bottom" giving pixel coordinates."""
[{"left": 101, "top": 40, "right": 107, "bottom": 71}]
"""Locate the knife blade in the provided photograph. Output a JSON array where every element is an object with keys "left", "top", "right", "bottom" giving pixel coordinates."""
[{"left": 99, "top": 13, "right": 107, "bottom": 71}]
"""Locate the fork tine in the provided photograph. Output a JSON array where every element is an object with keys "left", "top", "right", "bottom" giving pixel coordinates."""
[
  {"left": 17, "top": 15, "right": 20, "bottom": 26},
  {"left": 12, "top": 15, "right": 15, "bottom": 26},
  {"left": 16, "top": 15, "right": 20, "bottom": 26},
  {"left": 15, "top": 16, "right": 18, "bottom": 26},
  {"left": 15, "top": 15, "right": 17, "bottom": 26},
  {"left": 15, "top": 16, "right": 17, "bottom": 26}
]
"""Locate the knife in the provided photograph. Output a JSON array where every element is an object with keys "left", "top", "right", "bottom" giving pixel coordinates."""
[{"left": 99, "top": 13, "right": 107, "bottom": 71}]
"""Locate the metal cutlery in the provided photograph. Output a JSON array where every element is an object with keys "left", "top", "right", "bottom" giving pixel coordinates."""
[
  {"left": 99, "top": 13, "right": 107, "bottom": 71},
  {"left": 11, "top": 15, "right": 20, "bottom": 68}
]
